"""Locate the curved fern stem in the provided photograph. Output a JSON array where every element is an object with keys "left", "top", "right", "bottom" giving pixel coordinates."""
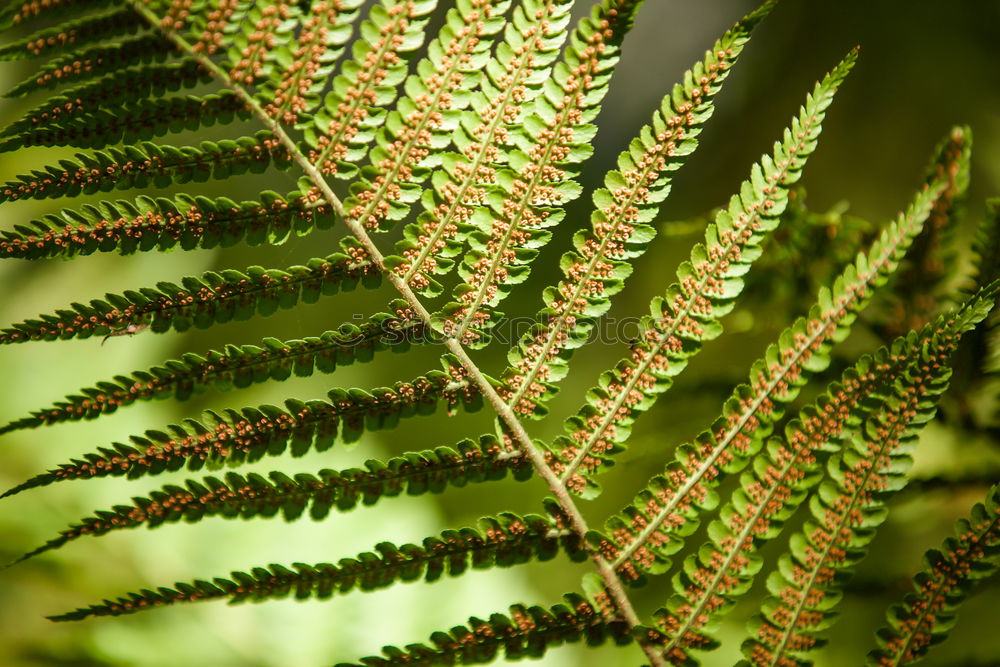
[
  {"left": 502, "top": 0, "right": 775, "bottom": 419},
  {"left": 0, "top": 246, "right": 378, "bottom": 343},
  {"left": 547, "top": 49, "right": 857, "bottom": 497},
  {"left": 603, "top": 129, "right": 966, "bottom": 575},
  {"left": 2, "top": 359, "right": 481, "bottom": 499},
  {"left": 0, "top": 302, "right": 424, "bottom": 432},
  {"left": 10, "top": 436, "right": 530, "bottom": 565},
  {"left": 49, "top": 513, "right": 582, "bottom": 620},
  {"left": 652, "top": 291, "right": 995, "bottom": 665},
  {"left": 0, "top": 8, "right": 144, "bottom": 61},
  {"left": 0, "top": 191, "right": 334, "bottom": 260},
  {"left": 432, "top": 0, "right": 643, "bottom": 347},
  {"left": 340, "top": 593, "right": 652, "bottom": 666},
  {"left": 384, "top": 0, "right": 576, "bottom": 295},
  {"left": 738, "top": 294, "right": 997, "bottom": 667},
  {"left": 866, "top": 484, "right": 1000, "bottom": 667}
]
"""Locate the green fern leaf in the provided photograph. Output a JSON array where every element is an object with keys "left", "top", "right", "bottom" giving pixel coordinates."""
[
  {"left": 737, "top": 292, "right": 998, "bottom": 667},
  {"left": 866, "top": 484, "right": 1000, "bottom": 667},
  {"left": 501, "top": 0, "right": 775, "bottom": 417},
  {"left": 10, "top": 435, "right": 532, "bottom": 564},
  {"left": 0, "top": 246, "right": 378, "bottom": 343},
  {"left": 0, "top": 0, "right": 113, "bottom": 32},
  {"left": 383, "top": 0, "right": 575, "bottom": 296},
  {"left": 0, "top": 301, "right": 424, "bottom": 431},
  {"left": 224, "top": 0, "right": 299, "bottom": 87},
  {"left": 48, "top": 513, "right": 581, "bottom": 620},
  {"left": 598, "top": 129, "right": 969, "bottom": 577},
  {"left": 2, "top": 358, "right": 481, "bottom": 498},
  {"left": 0, "top": 191, "right": 333, "bottom": 259},
  {"left": 544, "top": 49, "right": 857, "bottom": 497},
  {"left": 0, "top": 7, "right": 143, "bottom": 61},
  {"left": 430, "top": 0, "right": 644, "bottom": 347}
]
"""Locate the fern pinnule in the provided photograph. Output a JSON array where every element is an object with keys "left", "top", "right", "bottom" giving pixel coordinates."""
[
  {"left": 545, "top": 48, "right": 857, "bottom": 496},
  {"left": 305, "top": 0, "right": 437, "bottom": 179},
  {"left": 225, "top": 0, "right": 296, "bottom": 86},
  {"left": 649, "top": 289, "right": 996, "bottom": 666},
  {"left": 0, "top": 91, "right": 251, "bottom": 151},
  {"left": 0, "top": 0, "right": 113, "bottom": 32},
  {"left": 601, "top": 129, "right": 965, "bottom": 580},
  {"left": 4, "top": 33, "right": 172, "bottom": 97},
  {"left": 0, "top": 302, "right": 425, "bottom": 431},
  {"left": 739, "top": 291, "right": 999, "bottom": 667},
  {"left": 9, "top": 435, "right": 532, "bottom": 565},
  {"left": 383, "top": 0, "right": 575, "bottom": 295},
  {"left": 340, "top": 593, "right": 647, "bottom": 666},
  {"left": 49, "top": 513, "right": 581, "bottom": 620},
  {"left": 866, "top": 484, "right": 1000, "bottom": 667},
  {"left": 340, "top": 0, "right": 512, "bottom": 232},
  {"left": 0, "top": 7, "right": 143, "bottom": 60},
  {"left": 191, "top": 0, "right": 244, "bottom": 57},
  {"left": 260, "top": 0, "right": 362, "bottom": 126},
  {"left": 0, "top": 132, "right": 291, "bottom": 203},
  {"left": 431, "top": 0, "right": 644, "bottom": 348},
  {"left": 0, "top": 190, "right": 334, "bottom": 260},
  {"left": 0, "top": 247, "right": 378, "bottom": 344},
  {"left": 2, "top": 359, "right": 481, "bottom": 498},
  {"left": 501, "top": 0, "right": 775, "bottom": 420}
]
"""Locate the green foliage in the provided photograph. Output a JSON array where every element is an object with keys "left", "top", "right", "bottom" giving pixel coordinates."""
[{"left": 0, "top": 0, "right": 997, "bottom": 665}]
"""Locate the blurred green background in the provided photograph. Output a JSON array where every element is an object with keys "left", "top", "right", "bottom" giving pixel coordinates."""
[{"left": 1, "top": 0, "right": 999, "bottom": 665}]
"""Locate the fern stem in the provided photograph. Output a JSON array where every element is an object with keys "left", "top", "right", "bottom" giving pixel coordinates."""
[{"left": 123, "top": 1, "right": 661, "bottom": 661}]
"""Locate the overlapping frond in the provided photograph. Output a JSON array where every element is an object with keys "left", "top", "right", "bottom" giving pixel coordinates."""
[
  {"left": 0, "top": 301, "right": 425, "bottom": 432},
  {"left": 340, "top": 593, "right": 648, "bottom": 666},
  {"left": 12, "top": 436, "right": 531, "bottom": 564},
  {"left": 0, "top": 132, "right": 290, "bottom": 203},
  {"left": 598, "top": 130, "right": 967, "bottom": 578},
  {"left": 339, "top": 0, "right": 510, "bottom": 232},
  {"left": 304, "top": 0, "right": 437, "bottom": 178},
  {"left": 49, "top": 513, "right": 582, "bottom": 621},
  {"left": 500, "top": 0, "right": 775, "bottom": 418},
  {"left": 0, "top": 7, "right": 144, "bottom": 61},
  {"left": 5, "top": 34, "right": 173, "bottom": 97},
  {"left": 866, "top": 484, "right": 1000, "bottom": 667},
  {"left": 543, "top": 50, "right": 857, "bottom": 498},
  {"left": 0, "top": 244, "right": 377, "bottom": 343},
  {"left": 383, "top": 0, "right": 575, "bottom": 296},
  {"left": 2, "top": 358, "right": 481, "bottom": 499},
  {"left": 0, "top": 191, "right": 333, "bottom": 259},
  {"left": 739, "top": 293, "right": 997, "bottom": 667},
  {"left": 649, "top": 291, "right": 995, "bottom": 666},
  {"left": 430, "top": 0, "right": 644, "bottom": 347}
]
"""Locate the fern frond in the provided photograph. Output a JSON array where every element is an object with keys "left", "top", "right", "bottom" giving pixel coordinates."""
[
  {"left": 49, "top": 513, "right": 581, "bottom": 620},
  {"left": 648, "top": 290, "right": 996, "bottom": 666},
  {"left": 0, "top": 247, "right": 378, "bottom": 343},
  {"left": 4, "top": 33, "right": 172, "bottom": 97},
  {"left": 431, "top": 0, "right": 643, "bottom": 347},
  {"left": 383, "top": 0, "right": 574, "bottom": 296},
  {"left": 340, "top": 593, "right": 648, "bottom": 666},
  {"left": 544, "top": 50, "right": 857, "bottom": 497},
  {"left": 0, "top": 7, "right": 143, "bottom": 61},
  {"left": 0, "top": 61, "right": 211, "bottom": 141},
  {"left": 339, "top": 0, "right": 510, "bottom": 232},
  {"left": 739, "top": 294, "right": 997, "bottom": 667},
  {"left": 0, "top": 132, "right": 289, "bottom": 203},
  {"left": 2, "top": 359, "right": 481, "bottom": 498},
  {"left": 225, "top": 0, "right": 298, "bottom": 87},
  {"left": 866, "top": 484, "right": 1000, "bottom": 667},
  {"left": 259, "top": 0, "right": 363, "bottom": 126},
  {"left": 12, "top": 436, "right": 531, "bottom": 564},
  {"left": 0, "top": 91, "right": 251, "bottom": 151},
  {"left": 305, "top": 0, "right": 437, "bottom": 178},
  {"left": 0, "top": 191, "right": 333, "bottom": 260},
  {"left": 0, "top": 301, "right": 424, "bottom": 431},
  {"left": 0, "top": 0, "right": 112, "bottom": 32},
  {"left": 600, "top": 129, "right": 967, "bottom": 576},
  {"left": 501, "top": 0, "right": 775, "bottom": 418},
  {"left": 191, "top": 0, "right": 245, "bottom": 56}
]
